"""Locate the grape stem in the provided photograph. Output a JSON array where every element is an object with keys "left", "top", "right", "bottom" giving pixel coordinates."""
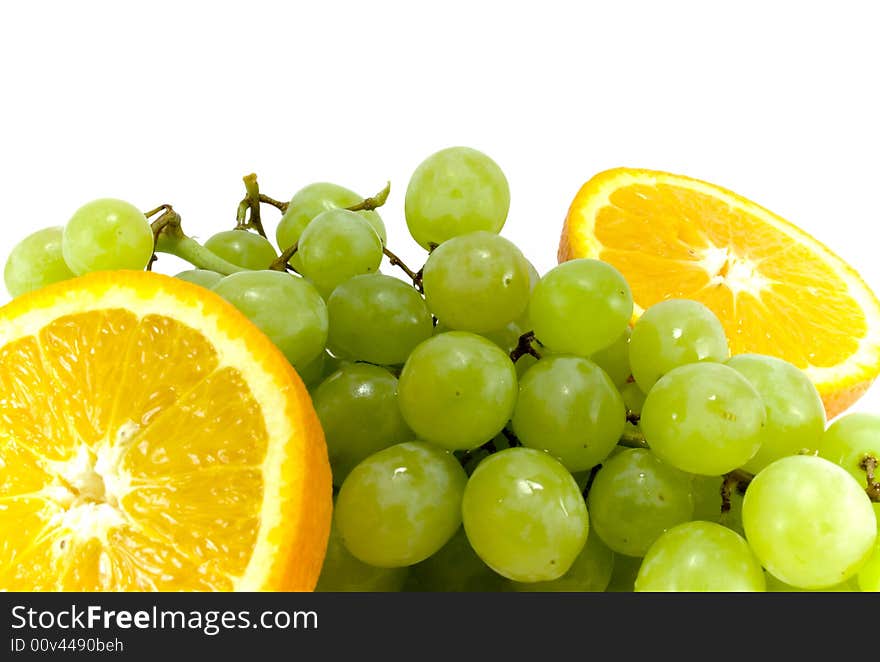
[
  {"left": 269, "top": 242, "right": 300, "bottom": 273},
  {"left": 346, "top": 182, "right": 391, "bottom": 212},
  {"left": 235, "top": 173, "right": 268, "bottom": 238},
  {"left": 509, "top": 331, "right": 542, "bottom": 363},
  {"left": 149, "top": 208, "right": 247, "bottom": 275},
  {"left": 860, "top": 455, "right": 880, "bottom": 502},
  {"left": 382, "top": 247, "right": 424, "bottom": 292},
  {"left": 258, "top": 193, "right": 289, "bottom": 213}
]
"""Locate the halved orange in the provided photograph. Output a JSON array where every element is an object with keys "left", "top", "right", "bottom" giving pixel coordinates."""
[
  {"left": 0, "top": 271, "right": 332, "bottom": 591},
  {"left": 559, "top": 168, "right": 880, "bottom": 418}
]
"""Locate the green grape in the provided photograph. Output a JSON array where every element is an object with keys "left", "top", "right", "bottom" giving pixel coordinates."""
[
  {"left": 605, "top": 554, "right": 641, "bottom": 592},
  {"left": 4, "top": 226, "right": 75, "bottom": 297},
  {"left": 404, "top": 146, "right": 510, "bottom": 249},
  {"left": 742, "top": 455, "right": 877, "bottom": 589},
  {"left": 335, "top": 442, "right": 468, "bottom": 568},
  {"left": 212, "top": 270, "right": 328, "bottom": 369},
  {"left": 690, "top": 475, "right": 745, "bottom": 536},
  {"left": 621, "top": 381, "right": 646, "bottom": 417},
  {"left": 316, "top": 520, "right": 408, "bottom": 592},
  {"left": 509, "top": 531, "right": 614, "bottom": 592},
  {"left": 524, "top": 259, "right": 540, "bottom": 291},
  {"left": 398, "top": 332, "right": 517, "bottom": 451},
  {"left": 587, "top": 449, "right": 694, "bottom": 557},
  {"left": 297, "top": 209, "right": 383, "bottom": 295},
  {"left": 635, "top": 521, "right": 765, "bottom": 592},
  {"left": 422, "top": 232, "right": 530, "bottom": 333},
  {"left": 405, "top": 528, "right": 504, "bottom": 592},
  {"left": 858, "top": 506, "right": 880, "bottom": 591},
  {"left": 511, "top": 356, "right": 624, "bottom": 472},
  {"left": 765, "top": 572, "right": 858, "bottom": 592},
  {"left": 726, "top": 354, "right": 825, "bottom": 473},
  {"left": 296, "top": 350, "right": 327, "bottom": 389},
  {"left": 312, "top": 363, "right": 413, "bottom": 484},
  {"left": 174, "top": 269, "right": 223, "bottom": 289},
  {"left": 629, "top": 299, "right": 729, "bottom": 392},
  {"left": 480, "top": 316, "right": 530, "bottom": 355},
  {"left": 276, "top": 182, "right": 386, "bottom": 270},
  {"left": 528, "top": 259, "right": 633, "bottom": 356},
  {"left": 327, "top": 274, "right": 433, "bottom": 366},
  {"left": 203, "top": 230, "right": 277, "bottom": 270},
  {"left": 461, "top": 447, "right": 589, "bottom": 582},
  {"left": 819, "top": 412, "right": 880, "bottom": 487},
  {"left": 62, "top": 198, "right": 154, "bottom": 274},
  {"left": 589, "top": 328, "right": 631, "bottom": 389},
  {"left": 640, "top": 362, "right": 765, "bottom": 475}
]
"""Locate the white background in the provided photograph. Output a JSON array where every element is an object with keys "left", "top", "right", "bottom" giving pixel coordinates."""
[{"left": 1, "top": 1, "right": 878, "bottom": 412}]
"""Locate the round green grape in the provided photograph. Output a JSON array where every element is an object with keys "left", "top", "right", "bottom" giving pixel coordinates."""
[
  {"left": 4, "top": 227, "right": 75, "bottom": 297},
  {"left": 727, "top": 353, "right": 825, "bottom": 473},
  {"left": 335, "top": 442, "right": 468, "bottom": 568},
  {"left": 640, "top": 362, "right": 766, "bottom": 475},
  {"left": 819, "top": 412, "right": 880, "bottom": 486},
  {"left": 511, "top": 356, "right": 625, "bottom": 471},
  {"left": 316, "top": 520, "right": 408, "bottom": 592},
  {"left": 858, "top": 506, "right": 880, "bottom": 592},
  {"left": 405, "top": 146, "right": 510, "bottom": 249},
  {"left": 629, "top": 299, "right": 729, "bottom": 392},
  {"left": 508, "top": 531, "right": 614, "bottom": 592},
  {"left": 528, "top": 259, "right": 633, "bottom": 356},
  {"left": 742, "top": 455, "right": 877, "bottom": 589},
  {"left": 203, "top": 230, "right": 277, "bottom": 270},
  {"left": 405, "top": 527, "right": 503, "bottom": 592},
  {"left": 398, "top": 332, "right": 518, "bottom": 450},
  {"left": 62, "top": 198, "right": 154, "bottom": 274},
  {"left": 621, "top": 381, "right": 646, "bottom": 417},
  {"left": 590, "top": 328, "right": 631, "bottom": 389},
  {"left": 174, "top": 269, "right": 223, "bottom": 289},
  {"left": 461, "top": 447, "right": 589, "bottom": 582}
]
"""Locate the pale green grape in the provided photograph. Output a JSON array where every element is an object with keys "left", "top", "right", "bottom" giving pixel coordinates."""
[
  {"left": 4, "top": 227, "right": 75, "bottom": 297},
  {"left": 480, "top": 316, "right": 530, "bottom": 356},
  {"left": 525, "top": 259, "right": 540, "bottom": 291},
  {"left": 528, "top": 259, "right": 633, "bottom": 356},
  {"left": 327, "top": 274, "right": 433, "bottom": 366},
  {"left": 742, "top": 455, "right": 877, "bottom": 589},
  {"left": 297, "top": 209, "right": 383, "bottom": 294},
  {"left": 629, "top": 299, "right": 729, "bottom": 392},
  {"left": 765, "top": 572, "right": 858, "bottom": 592},
  {"left": 335, "top": 442, "right": 468, "bottom": 567},
  {"left": 405, "top": 527, "right": 504, "bottom": 592},
  {"left": 62, "top": 198, "right": 154, "bottom": 274},
  {"left": 858, "top": 506, "right": 880, "bottom": 591},
  {"left": 511, "top": 356, "right": 624, "bottom": 472},
  {"left": 590, "top": 328, "right": 631, "bottom": 389},
  {"left": 640, "top": 362, "right": 765, "bottom": 475},
  {"left": 405, "top": 146, "right": 510, "bottom": 249},
  {"left": 635, "top": 521, "right": 765, "bottom": 592},
  {"left": 588, "top": 449, "right": 694, "bottom": 557},
  {"left": 819, "top": 413, "right": 880, "bottom": 486},
  {"left": 508, "top": 531, "right": 614, "bottom": 592},
  {"left": 422, "top": 232, "right": 530, "bottom": 333},
  {"left": 690, "top": 475, "right": 745, "bottom": 536},
  {"left": 398, "top": 332, "right": 518, "bottom": 450},
  {"left": 316, "top": 520, "right": 408, "bottom": 592},
  {"left": 203, "top": 230, "right": 277, "bottom": 270},
  {"left": 605, "top": 554, "right": 641, "bottom": 592},
  {"left": 296, "top": 350, "right": 328, "bottom": 389},
  {"left": 621, "top": 382, "right": 646, "bottom": 417},
  {"left": 461, "top": 447, "right": 589, "bottom": 582},
  {"left": 212, "top": 270, "right": 328, "bottom": 369},
  {"left": 174, "top": 269, "right": 223, "bottom": 289},
  {"left": 312, "top": 363, "right": 413, "bottom": 484},
  {"left": 276, "top": 182, "right": 386, "bottom": 270},
  {"left": 727, "top": 354, "right": 825, "bottom": 473}
]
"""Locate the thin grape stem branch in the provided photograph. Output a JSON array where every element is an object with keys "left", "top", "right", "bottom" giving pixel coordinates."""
[
  {"left": 269, "top": 242, "right": 300, "bottom": 272},
  {"left": 345, "top": 182, "right": 391, "bottom": 212},
  {"left": 860, "top": 455, "right": 880, "bottom": 502},
  {"left": 509, "top": 331, "right": 542, "bottom": 363},
  {"left": 235, "top": 173, "right": 268, "bottom": 238},
  {"left": 150, "top": 210, "right": 247, "bottom": 275},
  {"left": 382, "top": 247, "right": 424, "bottom": 292},
  {"left": 259, "top": 193, "right": 289, "bottom": 213}
]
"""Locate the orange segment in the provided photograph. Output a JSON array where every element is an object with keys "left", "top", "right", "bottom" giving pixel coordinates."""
[
  {"left": 0, "top": 271, "right": 331, "bottom": 591},
  {"left": 560, "top": 168, "right": 880, "bottom": 417}
]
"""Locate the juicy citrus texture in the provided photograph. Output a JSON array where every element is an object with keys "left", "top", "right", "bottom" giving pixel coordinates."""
[
  {"left": 0, "top": 271, "right": 332, "bottom": 591},
  {"left": 559, "top": 168, "right": 880, "bottom": 417}
]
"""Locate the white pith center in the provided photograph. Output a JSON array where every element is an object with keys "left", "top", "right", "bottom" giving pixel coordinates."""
[{"left": 697, "top": 245, "right": 771, "bottom": 298}]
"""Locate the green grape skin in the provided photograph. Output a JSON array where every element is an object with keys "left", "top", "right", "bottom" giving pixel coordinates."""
[
  {"left": 765, "top": 572, "right": 858, "bottom": 592},
  {"left": 640, "top": 362, "right": 766, "bottom": 475},
  {"left": 404, "top": 146, "right": 510, "bottom": 249},
  {"left": 742, "top": 455, "right": 877, "bottom": 589},
  {"left": 316, "top": 520, "right": 408, "bottom": 592},
  {"left": 404, "top": 527, "right": 504, "bottom": 592},
  {"left": 4, "top": 226, "right": 75, "bottom": 297},
  {"left": 587, "top": 449, "right": 694, "bottom": 557},
  {"left": 327, "top": 274, "right": 433, "bottom": 366},
  {"left": 621, "top": 381, "right": 646, "bottom": 417},
  {"left": 605, "top": 554, "right": 641, "bottom": 593},
  {"left": 422, "top": 231, "right": 531, "bottom": 333},
  {"left": 62, "top": 198, "right": 154, "bottom": 274},
  {"left": 524, "top": 259, "right": 540, "bottom": 291},
  {"left": 635, "top": 521, "right": 766, "bottom": 592},
  {"left": 397, "top": 332, "right": 518, "bottom": 451},
  {"left": 335, "top": 442, "right": 468, "bottom": 568},
  {"left": 590, "top": 328, "right": 631, "bottom": 390},
  {"left": 819, "top": 413, "right": 880, "bottom": 486},
  {"left": 511, "top": 356, "right": 625, "bottom": 472},
  {"left": 203, "top": 230, "right": 277, "bottom": 270},
  {"left": 312, "top": 363, "right": 413, "bottom": 485},
  {"left": 528, "top": 259, "right": 633, "bottom": 357},
  {"left": 461, "top": 447, "right": 589, "bottom": 582},
  {"left": 690, "top": 475, "right": 745, "bottom": 537},
  {"left": 275, "top": 182, "right": 386, "bottom": 270},
  {"left": 629, "top": 299, "right": 729, "bottom": 393},
  {"left": 212, "top": 270, "right": 328, "bottom": 370},
  {"left": 296, "top": 350, "right": 328, "bottom": 389},
  {"left": 174, "top": 269, "right": 223, "bottom": 289},
  {"left": 297, "top": 209, "right": 383, "bottom": 295},
  {"left": 508, "top": 531, "right": 615, "bottom": 592},
  {"left": 857, "top": 505, "right": 880, "bottom": 592},
  {"left": 727, "top": 354, "right": 825, "bottom": 473}
]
